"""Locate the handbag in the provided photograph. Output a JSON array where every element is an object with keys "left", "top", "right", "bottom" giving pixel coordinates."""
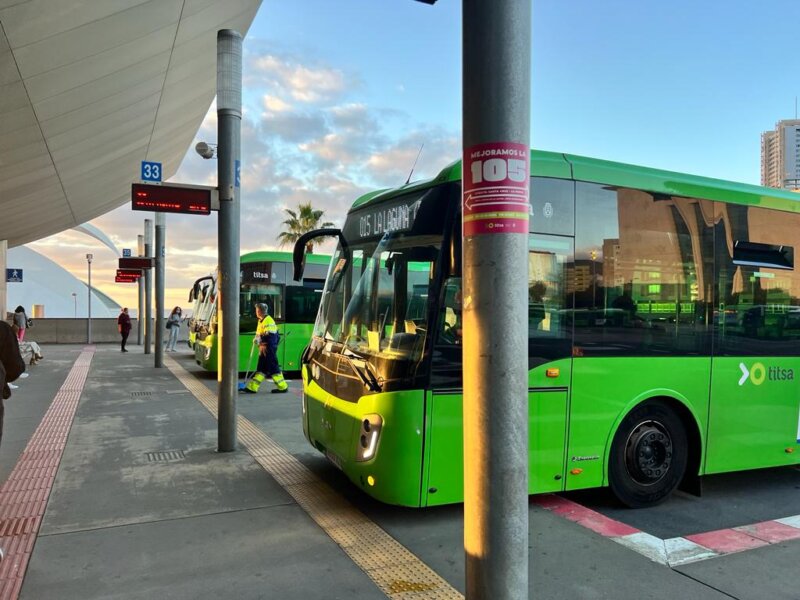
[{"left": 166, "top": 321, "right": 174, "bottom": 329}]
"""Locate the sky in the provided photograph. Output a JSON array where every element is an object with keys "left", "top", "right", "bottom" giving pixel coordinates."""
[{"left": 26, "top": 0, "right": 800, "bottom": 315}]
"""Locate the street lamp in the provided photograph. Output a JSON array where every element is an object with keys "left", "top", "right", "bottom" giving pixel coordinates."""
[
  {"left": 86, "top": 254, "right": 93, "bottom": 343},
  {"left": 71, "top": 292, "right": 77, "bottom": 318}
]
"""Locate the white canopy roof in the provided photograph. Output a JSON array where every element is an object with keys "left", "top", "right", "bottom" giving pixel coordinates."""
[{"left": 0, "top": 0, "right": 261, "bottom": 247}]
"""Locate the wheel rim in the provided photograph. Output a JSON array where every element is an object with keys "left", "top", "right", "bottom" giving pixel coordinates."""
[{"left": 623, "top": 420, "right": 673, "bottom": 486}]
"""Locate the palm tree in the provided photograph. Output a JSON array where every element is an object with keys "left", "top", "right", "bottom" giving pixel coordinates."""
[{"left": 277, "top": 202, "right": 336, "bottom": 253}]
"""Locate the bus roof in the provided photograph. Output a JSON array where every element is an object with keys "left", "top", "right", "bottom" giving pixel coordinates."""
[
  {"left": 349, "top": 150, "right": 800, "bottom": 215},
  {"left": 240, "top": 250, "right": 331, "bottom": 265}
]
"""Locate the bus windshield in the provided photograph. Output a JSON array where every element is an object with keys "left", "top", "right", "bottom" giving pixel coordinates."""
[{"left": 315, "top": 231, "right": 440, "bottom": 362}]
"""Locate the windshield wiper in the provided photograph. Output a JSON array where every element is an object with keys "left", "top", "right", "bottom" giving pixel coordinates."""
[{"left": 340, "top": 349, "right": 382, "bottom": 392}]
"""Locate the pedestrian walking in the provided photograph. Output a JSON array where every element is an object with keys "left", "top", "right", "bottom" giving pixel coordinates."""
[
  {"left": 12, "top": 306, "right": 27, "bottom": 342},
  {"left": 117, "top": 307, "right": 132, "bottom": 352},
  {"left": 243, "top": 303, "right": 288, "bottom": 394},
  {"left": 165, "top": 306, "right": 182, "bottom": 352}
]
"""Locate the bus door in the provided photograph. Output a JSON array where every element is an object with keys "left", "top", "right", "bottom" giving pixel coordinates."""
[
  {"left": 424, "top": 233, "right": 573, "bottom": 505},
  {"left": 526, "top": 234, "right": 573, "bottom": 494}
]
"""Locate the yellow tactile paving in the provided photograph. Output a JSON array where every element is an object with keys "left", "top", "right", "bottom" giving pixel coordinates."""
[{"left": 165, "top": 357, "right": 463, "bottom": 600}]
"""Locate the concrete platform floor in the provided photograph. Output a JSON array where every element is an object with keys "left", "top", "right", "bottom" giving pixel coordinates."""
[{"left": 0, "top": 344, "right": 794, "bottom": 599}]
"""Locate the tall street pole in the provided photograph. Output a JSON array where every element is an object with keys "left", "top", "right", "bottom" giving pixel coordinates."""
[
  {"left": 462, "top": 1, "right": 531, "bottom": 598},
  {"left": 154, "top": 212, "right": 166, "bottom": 367},
  {"left": 86, "top": 253, "right": 93, "bottom": 343},
  {"left": 216, "top": 29, "right": 242, "bottom": 452},
  {"left": 144, "top": 219, "right": 153, "bottom": 354},
  {"left": 137, "top": 234, "right": 145, "bottom": 345}
]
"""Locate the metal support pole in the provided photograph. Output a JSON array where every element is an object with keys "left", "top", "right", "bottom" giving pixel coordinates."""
[
  {"left": 144, "top": 219, "right": 153, "bottom": 354},
  {"left": 0, "top": 240, "right": 7, "bottom": 321},
  {"left": 462, "top": 1, "right": 531, "bottom": 599},
  {"left": 86, "top": 254, "right": 93, "bottom": 343},
  {"left": 154, "top": 213, "right": 166, "bottom": 367},
  {"left": 216, "top": 29, "right": 242, "bottom": 452},
  {"left": 137, "top": 234, "right": 144, "bottom": 345}
]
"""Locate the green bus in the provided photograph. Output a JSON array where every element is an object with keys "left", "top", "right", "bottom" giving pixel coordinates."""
[
  {"left": 187, "top": 273, "right": 215, "bottom": 350},
  {"left": 294, "top": 150, "right": 800, "bottom": 508},
  {"left": 192, "top": 251, "right": 330, "bottom": 373}
]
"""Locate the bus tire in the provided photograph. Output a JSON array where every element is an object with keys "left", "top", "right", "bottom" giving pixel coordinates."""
[{"left": 609, "top": 400, "right": 687, "bottom": 508}]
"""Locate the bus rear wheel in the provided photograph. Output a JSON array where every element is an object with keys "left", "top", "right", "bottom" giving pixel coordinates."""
[{"left": 609, "top": 400, "right": 687, "bottom": 508}]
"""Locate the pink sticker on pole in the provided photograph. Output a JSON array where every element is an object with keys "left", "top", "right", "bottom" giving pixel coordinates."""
[{"left": 463, "top": 142, "right": 530, "bottom": 236}]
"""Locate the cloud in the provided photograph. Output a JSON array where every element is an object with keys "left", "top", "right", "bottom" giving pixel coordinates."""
[
  {"left": 249, "top": 54, "right": 351, "bottom": 104},
  {"left": 365, "top": 127, "right": 461, "bottom": 186},
  {"left": 31, "top": 44, "right": 459, "bottom": 313},
  {"left": 261, "top": 110, "right": 328, "bottom": 143},
  {"left": 263, "top": 95, "right": 292, "bottom": 112}
]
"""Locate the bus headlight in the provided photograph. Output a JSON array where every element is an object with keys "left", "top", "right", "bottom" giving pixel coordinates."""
[{"left": 356, "top": 414, "right": 382, "bottom": 462}]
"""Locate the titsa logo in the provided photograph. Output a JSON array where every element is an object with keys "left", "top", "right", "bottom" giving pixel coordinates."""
[{"left": 738, "top": 362, "right": 794, "bottom": 386}]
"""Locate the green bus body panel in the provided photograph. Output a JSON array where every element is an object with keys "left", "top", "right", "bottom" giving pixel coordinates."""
[
  {"left": 303, "top": 379, "right": 425, "bottom": 506},
  {"left": 706, "top": 357, "right": 800, "bottom": 473},
  {"left": 240, "top": 250, "right": 332, "bottom": 266},
  {"left": 280, "top": 324, "right": 315, "bottom": 371},
  {"left": 567, "top": 357, "right": 710, "bottom": 490},
  {"left": 424, "top": 382, "right": 568, "bottom": 506}
]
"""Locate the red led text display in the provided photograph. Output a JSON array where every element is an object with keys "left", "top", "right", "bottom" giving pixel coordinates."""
[
  {"left": 131, "top": 183, "right": 211, "bottom": 215},
  {"left": 117, "top": 269, "right": 142, "bottom": 279},
  {"left": 116, "top": 270, "right": 141, "bottom": 283},
  {"left": 119, "top": 257, "right": 153, "bottom": 270}
]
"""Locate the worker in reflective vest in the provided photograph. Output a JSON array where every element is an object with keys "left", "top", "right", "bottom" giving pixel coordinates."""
[{"left": 244, "top": 302, "right": 288, "bottom": 394}]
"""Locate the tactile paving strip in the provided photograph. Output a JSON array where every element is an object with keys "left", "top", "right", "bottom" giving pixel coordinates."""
[
  {"left": 165, "top": 357, "right": 462, "bottom": 600},
  {"left": 0, "top": 348, "right": 95, "bottom": 600}
]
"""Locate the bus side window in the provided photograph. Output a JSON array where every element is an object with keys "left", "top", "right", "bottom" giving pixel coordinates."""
[
  {"left": 437, "top": 277, "right": 462, "bottom": 346},
  {"left": 286, "top": 280, "right": 324, "bottom": 324}
]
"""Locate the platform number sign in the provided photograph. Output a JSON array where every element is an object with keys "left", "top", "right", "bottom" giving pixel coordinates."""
[
  {"left": 141, "top": 161, "right": 162, "bottom": 182},
  {"left": 122, "top": 248, "right": 132, "bottom": 258}
]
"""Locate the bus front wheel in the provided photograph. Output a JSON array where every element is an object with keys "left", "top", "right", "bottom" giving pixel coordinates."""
[{"left": 609, "top": 400, "right": 687, "bottom": 508}]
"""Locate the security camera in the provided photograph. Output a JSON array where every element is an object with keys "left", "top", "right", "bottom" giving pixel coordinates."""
[{"left": 195, "top": 141, "right": 217, "bottom": 159}]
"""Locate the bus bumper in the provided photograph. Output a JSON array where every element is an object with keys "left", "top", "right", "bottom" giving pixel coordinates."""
[{"left": 302, "top": 376, "right": 425, "bottom": 507}]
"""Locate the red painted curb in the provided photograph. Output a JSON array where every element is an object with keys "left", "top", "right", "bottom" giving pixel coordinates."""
[{"left": 0, "top": 349, "right": 94, "bottom": 600}]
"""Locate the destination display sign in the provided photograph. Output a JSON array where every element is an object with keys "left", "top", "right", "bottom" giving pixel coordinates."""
[{"left": 343, "top": 194, "right": 424, "bottom": 241}]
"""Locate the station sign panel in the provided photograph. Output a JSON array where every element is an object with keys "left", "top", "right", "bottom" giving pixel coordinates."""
[
  {"left": 140, "top": 161, "right": 162, "bottom": 182},
  {"left": 131, "top": 182, "right": 216, "bottom": 215}
]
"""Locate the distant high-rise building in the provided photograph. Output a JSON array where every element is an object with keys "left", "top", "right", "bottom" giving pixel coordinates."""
[{"left": 761, "top": 119, "right": 800, "bottom": 189}]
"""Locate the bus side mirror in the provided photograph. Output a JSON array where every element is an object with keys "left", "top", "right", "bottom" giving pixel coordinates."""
[{"left": 293, "top": 228, "right": 347, "bottom": 281}]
